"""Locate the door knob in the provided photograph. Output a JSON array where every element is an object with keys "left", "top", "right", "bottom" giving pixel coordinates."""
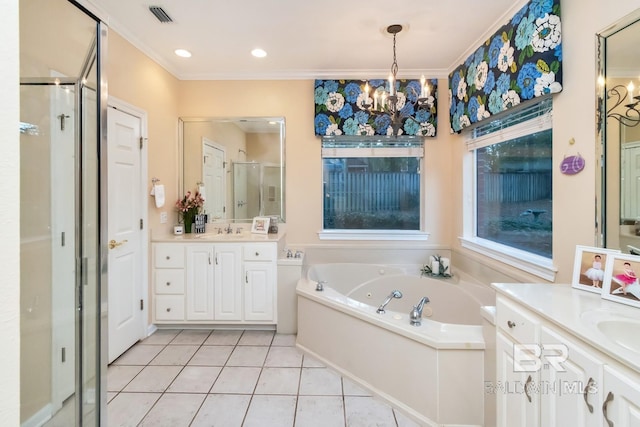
[{"left": 108, "top": 239, "right": 128, "bottom": 249}]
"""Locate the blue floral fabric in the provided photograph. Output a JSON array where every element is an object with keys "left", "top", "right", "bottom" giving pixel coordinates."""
[
  {"left": 448, "top": 0, "right": 562, "bottom": 133},
  {"left": 314, "top": 79, "right": 438, "bottom": 137}
]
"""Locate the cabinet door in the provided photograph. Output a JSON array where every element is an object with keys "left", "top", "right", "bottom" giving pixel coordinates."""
[
  {"left": 214, "top": 244, "right": 242, "bottom": 321},
  {"left": 496, "top": 331, "right": 540, "bottom": 427},
  {"left": 602, "top": 365, "right": 640, "bottom": 427},
  {"left": 244, "top": 262, "right": 275, "bottom": 322},
  {"left": 185, "top": 245, "right": 214, "bottom": 320},
  {"left": 540, "top": 327, "right": 603, "bottom": 427}
]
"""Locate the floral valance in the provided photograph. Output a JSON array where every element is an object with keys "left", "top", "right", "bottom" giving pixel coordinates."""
[
  {"left": 314, "top": 79, "right": 438, "bottom": 137},
  {"left": 449, "top": 0, "right": 562, "bottom": 133}
]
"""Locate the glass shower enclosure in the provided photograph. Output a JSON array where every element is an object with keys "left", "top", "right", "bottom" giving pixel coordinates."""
[
  {"left": 19, "top": 0, "right": 105, "bottom": 425},
  {"left": 233, "top": 162, "right": 283, "bottom": 219}
]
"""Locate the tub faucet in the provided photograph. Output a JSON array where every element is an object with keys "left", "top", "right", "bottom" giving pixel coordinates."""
[
  {"left": 225, "top": 224, "right": 233, "bottom": 234},
  {"left": 409, "top": 297, "right": 430, "bottom": 326},
  {"left": 376, "top": 290, "right": 403, "bottom": 314},
  {"left": 316, "top": 280, "right": 326, "bottom": 291}
]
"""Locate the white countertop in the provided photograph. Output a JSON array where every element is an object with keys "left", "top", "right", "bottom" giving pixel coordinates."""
[
  {"left": 151, "top": 227, "right": 286, "bottom": 243},
  {"left": 492, "top": 282, "right": 640, "bottom": 373}
]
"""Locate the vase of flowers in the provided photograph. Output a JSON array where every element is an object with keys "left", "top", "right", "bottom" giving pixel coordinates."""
[{"left": 175, "top": 190, "right": 204, "bottom": 233}]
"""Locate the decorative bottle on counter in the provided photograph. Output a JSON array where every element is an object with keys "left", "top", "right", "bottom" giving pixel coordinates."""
[{"left": 269, "top": 216, "right": 279, "bottom": 234}]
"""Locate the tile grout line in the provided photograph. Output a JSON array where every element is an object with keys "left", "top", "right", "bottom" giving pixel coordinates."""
[
  {"left": 113, "top": 330, "right": 412, "bottom": 427},
  {"left": 139, "top": 329, "right": 212, "bottom": 426}
]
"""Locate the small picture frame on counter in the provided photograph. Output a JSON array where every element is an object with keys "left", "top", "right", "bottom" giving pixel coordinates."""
[
  {"left": 251, "top": 216, "right": 270, "bottom": 235},
  {"left": 571, "top": 245, "right": 620, "bottom": 294},
  {"left": 602, "top": 252, "right": 640, "bottom": 308}
]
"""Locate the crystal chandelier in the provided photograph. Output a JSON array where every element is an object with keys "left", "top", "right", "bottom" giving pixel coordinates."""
[{"left": 362, "top": 24, "right": 432, "bottom": 136}]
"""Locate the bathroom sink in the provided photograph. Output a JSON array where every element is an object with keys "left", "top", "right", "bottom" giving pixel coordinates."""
[
  {"left": 196, "top": 233, "right": 250, "bottom": 240},
  {"left": 595, "top": 318, "right": 640, "bottom": 353},
  {"left": 581, "top": 309, "right": 640, "bottom": 354}
]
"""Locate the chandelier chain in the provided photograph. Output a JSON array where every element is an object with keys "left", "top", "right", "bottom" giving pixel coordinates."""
[{"left": 391, "top": 33, "right": 398, "bottom": 79}]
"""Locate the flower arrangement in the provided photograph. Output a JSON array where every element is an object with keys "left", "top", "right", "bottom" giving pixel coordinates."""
[{"left": 175, "top": 190, "right": 204, "bottom": 233}]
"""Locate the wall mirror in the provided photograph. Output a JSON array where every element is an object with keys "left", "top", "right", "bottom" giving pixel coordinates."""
[
  {"left": 179, "top": 117, "right": 286, "bottom": 223},
  {"left": 597, "top": 10, "right": 640, "bottom": 253}
]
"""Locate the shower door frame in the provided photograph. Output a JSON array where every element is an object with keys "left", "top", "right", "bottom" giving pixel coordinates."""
[{"left": 18, "top": 19, "right": 107, "bottom": 427}]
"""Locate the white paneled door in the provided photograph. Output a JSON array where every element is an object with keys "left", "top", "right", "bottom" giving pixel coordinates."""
[
  {"left": 202, "top": 139, "right": 225, "bottom": 221},
  {"left": 107, "top": 106, "right": 144, "bottom": 363}
]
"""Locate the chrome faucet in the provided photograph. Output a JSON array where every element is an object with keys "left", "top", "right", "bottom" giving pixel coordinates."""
[
  {"left": 376, "top": 290, "right": 403, "bottom": 314},
  {"left": 316, "top": 280, "right": 326, "bottom": 291},
  {"left": 409, "top": 297, "right": 430, "bottom": 326},
  {"left": 225, "top": 224, "right": 233, "bottom": 234}
]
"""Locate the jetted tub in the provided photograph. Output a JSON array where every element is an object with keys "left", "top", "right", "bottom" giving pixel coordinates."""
[{"left": 296, "top": 263, "right": 492, "bottom": 426}]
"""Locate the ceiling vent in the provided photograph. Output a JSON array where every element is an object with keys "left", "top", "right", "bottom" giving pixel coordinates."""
[{"left": 149, "top": 6, "right": 173, "bottom": 23}]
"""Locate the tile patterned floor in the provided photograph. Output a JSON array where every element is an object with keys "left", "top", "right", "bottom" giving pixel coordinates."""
[{"left": 107, "top": 329, "right": 422, "bottom": 427}]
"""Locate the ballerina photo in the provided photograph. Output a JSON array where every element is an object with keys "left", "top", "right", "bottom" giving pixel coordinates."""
[
  {"left": 571, "top": 245, "right": 620, "bottom": 294},
  {"left": 602, "top": 253, "right": 640, "bottom": 308}
]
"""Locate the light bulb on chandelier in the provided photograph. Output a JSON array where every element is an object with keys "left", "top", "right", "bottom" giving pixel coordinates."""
[{"left": 607, "top": 81, "right": 640, "bottom": 127}]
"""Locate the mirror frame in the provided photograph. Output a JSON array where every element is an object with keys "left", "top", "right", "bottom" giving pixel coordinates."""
[
  {"left": 178, "top": 116, "right": 286, "bottom": 223},
  {"left": 596, "top": 9, "right": 640, "bottom": 249},
  {"left": 595, "top": 9, "right": 640, "bottom": 251}
]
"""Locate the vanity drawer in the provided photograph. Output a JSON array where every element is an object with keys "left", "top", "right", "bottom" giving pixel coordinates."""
[
  {"left": 154, "top": 244, "right": 185, "bottom": 268},
  {"left": 243, "top": 244, "right": 276, "bottom": 262},
  {"left": 155, "top": 295, "right": 185, "bottom": 321},
  {"left": 154, "top": 269, "right": 185, "bottom": 295},
  {"left": 496, "top": 297, "right": 540, "bottom": 344}
]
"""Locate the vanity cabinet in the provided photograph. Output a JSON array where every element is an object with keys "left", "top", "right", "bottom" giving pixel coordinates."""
[
  {"left": 539, "top": 327, "right": 602, "bottom": 427},
  {"left": 214, "top": 244, "right": 242, "bottom": 321},
  {"left": 151, "top": 241, "right": 277, "bottom": 325},
  {"left": 185, "top": 244, "right": 215, "bottom": 320},
  {"left": 243, "top": 244, "right": 276, "bottom": 321},
  {"left": 153, "top": 243, "right": 186, "bottom": 321},
  {"left": 602, "top": 366, "right": 640, "bottom": 426},
  {"left": 494, "top": 286, "right": 640, "bottom": 427},
  {"left": 495, "top": 298, "right": 540, "bottom": 427}
]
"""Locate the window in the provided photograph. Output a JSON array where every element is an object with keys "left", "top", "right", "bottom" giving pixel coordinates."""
[
  {"left": 463, "top": 99, "right": 554, "bottom": 278},
  {"left": 321, "top": 138, "right": 424, "bottom": 239}
]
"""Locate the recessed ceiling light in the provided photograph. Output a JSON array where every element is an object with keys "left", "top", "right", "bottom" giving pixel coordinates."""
[
  {"left": 251, "top": 48, "right": 267, "bottom": 58},
  {"left": 174, "top": 49, "right": 192, "bottom": 58}
]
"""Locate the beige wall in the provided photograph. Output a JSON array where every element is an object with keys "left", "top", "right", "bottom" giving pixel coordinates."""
[
  {"left": 176, "top": 80, "right": 455, "bottom": 247},
  {"left": 114, "top": 1, "right": 640, "bottom": 286},
  {"left": 448, "top": 1, "right": 640, "bottom": 284},
  {"left": 246, "top": 132, "right": 280, "bottom": 164},
  {"left": 6, "top": 1, "right": 640, "bottom": 423},
  {"left": 107, "top": 32, "right": 181, "bottom": 231},
  {"left": 178, "top": 80, "right": 321, "bottom": 241},
  {"left": 103, "top": 1, "right": 640, "bottom": 293}
]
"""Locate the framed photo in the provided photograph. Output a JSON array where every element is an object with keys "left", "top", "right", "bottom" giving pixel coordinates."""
[
  {"left": 251, "top": 216, "right": 270, "bottom": 235},
  {"left": 602, "top": 253, "right": 640, "bottom": 308},
  {"left": 571, "top": 245, "right": 620, "bottom": 293}
]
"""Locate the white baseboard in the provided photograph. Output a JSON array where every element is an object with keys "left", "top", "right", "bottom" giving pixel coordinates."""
[
  {"left": 21, "top": 403, "right": 52, "bottom": 427},
  {"left": 146, "top": 323, "right": 158, "bottom": 337}
]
